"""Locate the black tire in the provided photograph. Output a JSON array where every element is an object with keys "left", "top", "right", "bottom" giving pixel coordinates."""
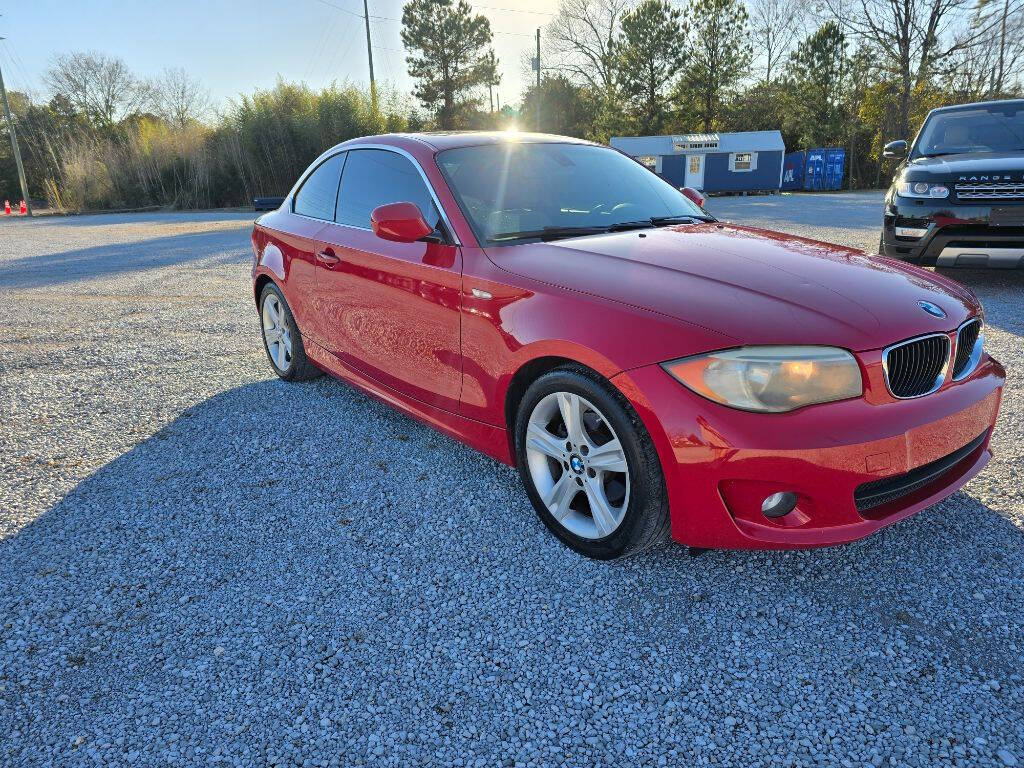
[
  {"left": 259, "top": 283, "right": 321, "bottom": 382},
  {"left": 514, "top": 366, "right": 670, "bottom": 559}
]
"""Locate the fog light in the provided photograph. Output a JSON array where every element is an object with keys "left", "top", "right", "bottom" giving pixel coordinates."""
[
  {"left": 895, "top": 226, "right": 928, "bottom": 238},
  {"left": 761, "top": 492, "right": 798, "bottom": 519}
]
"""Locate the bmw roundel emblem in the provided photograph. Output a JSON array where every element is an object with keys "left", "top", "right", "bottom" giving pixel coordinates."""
[{"left": 917, "top": 300, "right": 946, "bottom": 318}]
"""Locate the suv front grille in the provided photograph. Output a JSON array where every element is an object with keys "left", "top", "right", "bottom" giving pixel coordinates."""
[
  {"left": 955, "top": 182, "right": 1024, "bottom": 200},
  {"left": 854, "top": 431, "right": 987, "bottom": 513},
  {"left": 952, "top": 319, "right": 982, "bottom": 379},
  {"left": 883, "top": 334, "right": 950, "bottom": 398}
]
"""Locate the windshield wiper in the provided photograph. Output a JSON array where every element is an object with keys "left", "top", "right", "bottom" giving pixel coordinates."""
[
  {"left": 490, "top": 225, "right": 611, "bottom": 243},
  {"left": 490, "top": 214, "right": 716, "bottom": 244},
  {"left": 650, "top": 214, "right": 717, "bottom": 225},
  {"left": 491, "top": 221, "right": 657, "bottom": 242}
]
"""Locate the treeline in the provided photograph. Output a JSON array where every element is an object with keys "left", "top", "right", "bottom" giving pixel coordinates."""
[
  {"left": 0, "top": 55, "right": 426, "bottom": 210},
  {"left": 520, "top": 0, "right": 1023, "bottom": 188},
  {"left": 1, "top": 0, "right": 1021, "bottom": 209}
]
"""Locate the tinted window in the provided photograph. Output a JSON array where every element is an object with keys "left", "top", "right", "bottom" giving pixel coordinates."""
[
  {"left": 336, "top": 149, "right": 439, "bottom": 229},
  {"left": 294, "top": 153, "right": 345, "bottom": 220},
  {"left": 436, "top": 143, "right": 707, "bottom": 245}
]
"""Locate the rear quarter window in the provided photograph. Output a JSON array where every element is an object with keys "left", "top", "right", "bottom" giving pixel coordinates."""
[{"left": 293, "top": 153, "right": 345, "bottom": 220}]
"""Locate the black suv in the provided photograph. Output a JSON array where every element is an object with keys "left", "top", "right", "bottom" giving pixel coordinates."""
[{"left": 880, "top": 99, "right": 1024, "bottom": 267}]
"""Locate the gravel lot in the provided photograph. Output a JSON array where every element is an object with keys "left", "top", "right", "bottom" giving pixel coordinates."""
[{"left": 1, "top": 194, "right": 1022, "bottom": 767}]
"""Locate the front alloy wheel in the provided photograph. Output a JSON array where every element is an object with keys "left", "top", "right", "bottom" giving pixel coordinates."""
[
  {"left": 525, "top": 391, "right": 630, "bottom": 539},
  {"left": 515, "top": 367, "right": 669, "bottom": 559}
]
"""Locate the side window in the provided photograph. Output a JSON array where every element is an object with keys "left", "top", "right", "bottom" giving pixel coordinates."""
[
  {"left": 336, "top": 149, "right": 439, "bottom": 230},
  {"left": 293, "top": 153, "right": 345, "bottom": 220}
]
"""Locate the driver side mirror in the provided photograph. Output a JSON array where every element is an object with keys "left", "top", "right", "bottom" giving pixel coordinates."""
[
  {"left": 882, "top": 140, "right": 908, "bottom": 159},
  {"left": 680, "top": 186, "right": 706, "bottom": 208},
  {"left": 371, "top": 202, "right": 435, "bottom": 243}
]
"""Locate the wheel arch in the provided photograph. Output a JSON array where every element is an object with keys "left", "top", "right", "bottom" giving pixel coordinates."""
[
  {"left": 503, "top": 354, "right": 622, "bottom": 460},
  {"left": 253, "top": 273, "right": 276, "bottom": 307}
]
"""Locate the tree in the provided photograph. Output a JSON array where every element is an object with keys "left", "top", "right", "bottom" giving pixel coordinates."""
[
  {"left": 785, "top": 22, "right": 849, "bottom": 147},
  {"left": 400, "top": 0, "right": 495, "bottom": 129},
  {"left": 545, "top": 0, "right": 632, "bottom": 91},
  {"left": 820, "top": 0, "right": 991, "bottom": 139},
  {"left": 520, "top": 75, "right": 599, "bottom": 136},
  {"left": 676, "top": 0, "right": 753, "bottom": 131},
  {"left": 947, "top": 0, "right": 1024, "bottom": 98},
  {"left": 482, "top": 50, "right": 501, "bottom": 113},
  {"left": 749, "top": 0, "right": 807, "bottom": 83},
  {"left": 44, "top": 51, "right": 153, "bottom": 128},
  {"left": 616, "top": 0, "right": 687, "bottom": 133},
  {"left": 155, "top": 68, "right": 213, "bottom": 127}
]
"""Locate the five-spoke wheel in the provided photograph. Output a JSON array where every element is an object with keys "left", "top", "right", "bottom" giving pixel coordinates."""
[
  {"left": 259, "top": 283, "right": 321, "bottom": 381},
  {"left": 524, "top": 391, "right": 630, "bottom": 540},
  {"left": 262, "top": 293, "right": 293, "bottom": 374},
  {"left": 516, "top": 367, "right": 669, "bottom": 559}
]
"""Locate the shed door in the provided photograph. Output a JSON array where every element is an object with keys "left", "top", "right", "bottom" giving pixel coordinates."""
[{"left": 684, "top": 154, "right": 705, "bottom": 190}]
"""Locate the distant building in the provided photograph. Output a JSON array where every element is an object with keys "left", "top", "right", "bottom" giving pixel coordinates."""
[{"left": 610, "top": 131, "right": 786, "bottom": 194}]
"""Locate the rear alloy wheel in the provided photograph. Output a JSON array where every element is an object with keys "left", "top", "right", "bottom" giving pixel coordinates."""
[
  {"left": 262, "top": 293, "right": 293, "bottom": 373},
  {"left": 515, "top": 368, "right": 669, "bottom": 559},
  {"left": 259, "top": 283, "right": 321, "bottom": 381}
]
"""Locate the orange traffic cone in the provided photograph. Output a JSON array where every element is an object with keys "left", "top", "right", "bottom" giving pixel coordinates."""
[
  {"left": 3, "top": 200, "right": 9, "bottom": 215},
  {"left": 18, "top": 200, "right": 26, "bottom": 215}
]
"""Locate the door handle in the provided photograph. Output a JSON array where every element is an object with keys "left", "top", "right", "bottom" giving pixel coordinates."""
[{"left": 316, "top": 248, "right": 341, "bottom": 265}]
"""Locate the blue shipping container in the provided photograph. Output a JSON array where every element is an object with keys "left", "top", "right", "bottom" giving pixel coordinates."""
[
  {"left": 804, "top": 148, "right": 846, "bottom": 191},
  {"left": 781, "top": 151, "right": 806, "bottom": 190}
]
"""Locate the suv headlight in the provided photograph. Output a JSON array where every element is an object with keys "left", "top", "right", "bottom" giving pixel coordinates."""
[
  {"left": 897, "top": 181, "right": 949, "bottom": 199},
  {"left": 661, "top": 346, "right": 863, "bottom": 413}
]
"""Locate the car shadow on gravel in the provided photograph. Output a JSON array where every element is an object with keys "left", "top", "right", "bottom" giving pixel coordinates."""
[
  {"left": 2, "top": 376, "right": 1023, "bottom": 760},
  {"left": 0, "top": 228, "right": 251, "bottom": 290}
]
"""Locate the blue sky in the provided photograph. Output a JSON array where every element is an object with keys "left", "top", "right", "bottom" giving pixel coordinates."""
[{"left": 0, "top": 0, "right": 554, "bottom": 112}]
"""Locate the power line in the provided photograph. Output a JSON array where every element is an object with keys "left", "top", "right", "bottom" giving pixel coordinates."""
[
  {"left": 475, "top": 4, "right": 555, "bottom": 15},
  {"left": 310, "top": 0, "right": 365, "bottom": 19}
]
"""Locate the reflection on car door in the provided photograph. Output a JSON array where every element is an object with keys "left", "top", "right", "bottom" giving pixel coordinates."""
[{"left": 315, "top": 148, "right": 463, "bottom": 413}]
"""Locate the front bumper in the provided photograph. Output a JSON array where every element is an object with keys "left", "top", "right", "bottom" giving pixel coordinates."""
[
  {"left": 880, "top": 195, "right": 1024, "bottom": 267},
  {"left": 612, "top": 355, "right": 1005, "bottom": 549}
]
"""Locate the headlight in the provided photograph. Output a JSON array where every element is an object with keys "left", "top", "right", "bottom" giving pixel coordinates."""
[
  {"left": 897, "top": 181, "right": 949, "bottom": 199},
  {"left": 661, "top": 346, "right": 863, "bottom": 413}
]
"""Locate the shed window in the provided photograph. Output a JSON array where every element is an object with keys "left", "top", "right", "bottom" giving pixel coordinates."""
[
  {"left": 730, "top": 152, "right": 757, "bottom": 172},
  {"left": 636, "top": 155, "right": 658, "bottom": 172}
]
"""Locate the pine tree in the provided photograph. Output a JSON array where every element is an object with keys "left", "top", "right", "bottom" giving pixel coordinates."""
[
  {"left": 675, "top": 0, "right": 753, "bottom": 132},
  {"left": 400, "top": 0, "right": 495, "bottom": 129},
  {"left": 616, "top": 0, "right": 687, "bottom": 134}
]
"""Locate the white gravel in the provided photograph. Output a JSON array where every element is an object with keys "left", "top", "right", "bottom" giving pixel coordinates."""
[{"left": 1, "top": 197, "right": 1022, "bottom": 767}]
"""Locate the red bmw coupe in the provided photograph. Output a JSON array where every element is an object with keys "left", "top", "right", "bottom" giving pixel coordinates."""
[{"left": 251, "top": 132, "right": 1004, "bottom": 559}]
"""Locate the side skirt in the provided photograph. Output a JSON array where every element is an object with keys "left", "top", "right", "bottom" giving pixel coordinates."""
[{"left": 304, "top": 337, "right": 514, "bottom": 466}]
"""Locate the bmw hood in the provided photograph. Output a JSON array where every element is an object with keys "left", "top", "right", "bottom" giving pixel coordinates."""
[{"left": 485, "top": 223, "right": 979, "bottom": 351}]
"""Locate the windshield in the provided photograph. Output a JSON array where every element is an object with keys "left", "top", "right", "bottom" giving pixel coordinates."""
[
  {"left": 435, "top": 142, "right": 711, "bottom": 246},
  {"left": 913, "top": 103, "right": 1024, "bottom": 157}
]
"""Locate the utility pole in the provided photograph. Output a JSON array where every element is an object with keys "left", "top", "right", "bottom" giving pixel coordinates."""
[
  {"left": 362, "top": 0, "right": 377, "bottom": 112},
  {"left": 535, "top": 28, "right": 541, "bottom": 133},
  {"left": 0, "top": 41, "right": 30, "bottom": 216},
  {"left": 487, "top": 51, "right": 495, "bottom": 114}
]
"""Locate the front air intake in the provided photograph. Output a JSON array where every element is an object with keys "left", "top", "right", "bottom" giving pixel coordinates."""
[{"left": 883, "top": 333, "right": 950, "bottom": 399}]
